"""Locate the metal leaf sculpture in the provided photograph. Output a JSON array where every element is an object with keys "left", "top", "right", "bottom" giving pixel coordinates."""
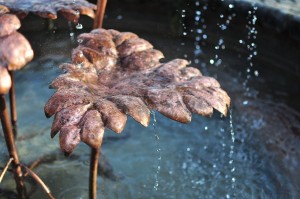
[
  {"left": 0, "top": 0, "right": 96, "bottom": 22},
  {"left": 0, "top": 13, "right": 33, "bottom": 90},
  {"left": 0, "top": 12, "right": 34, "bottom": 198},
  {"left": 45, "top": 28, "right": 231, "bottom": 155}
]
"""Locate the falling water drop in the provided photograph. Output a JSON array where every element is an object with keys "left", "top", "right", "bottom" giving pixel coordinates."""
[
  {"left": 76, "top": 23, "right": 83, "bottom": 30},
  {"left": 116, "top": 15, "right": 123, "bottom": 20},
  {"left": 210, "top": 3, "right": 236, "bottom": 67},
  {"left": 228, "top": 108, "right": 236, "bottom": 197},
  {"left": 152, "top": 111, "right": 162, "bottom": 191},
  {"left": 193, "top": 0, "right": 209, "bottom": 74},
  {"left": 68, "top": 22, "right": 75, "bottom": 43},
  {"left": 181, "top": 9, "right": 187, "bottom": 37},
  {"left": 242, "top": 4, "right": 259, "bottom": 97}
]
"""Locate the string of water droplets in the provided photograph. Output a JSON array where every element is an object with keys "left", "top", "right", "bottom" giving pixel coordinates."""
[
  {"left": 68, "top": 0, "right": 83, "bottom": 43},
  {"left": 180, "top": 8, "right": 190, "bottom": 60},
  {"left": 152, "top": 111, "right": 162, "bottom": 191},
  {"left": 209, "top": 1, "right": 236, "bottom": 67},
  {"left": 68, "top": 21, "right": 75, "bottom": 43},
  {"left": 242, "top": 5, "right": 259, "bottom": 98},
  {"left": 226, "top": 108, "right": 236, "bottom": 199},
  {"left": 194, "top": 0, "right": 209, "bottom": 73}
]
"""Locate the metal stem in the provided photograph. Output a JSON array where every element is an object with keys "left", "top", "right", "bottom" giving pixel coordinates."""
[
  {"left": 9, "top": 71, "right": 18, "bottom": 137},
  {"left": 0, "top": 94, "right": 27, "bottom": 199},
  {"left": 93, "top": 0, "right": 107, "bottom": 29},
  {"left": 89, "top": 147, "right": 100, "bottom": 199}
]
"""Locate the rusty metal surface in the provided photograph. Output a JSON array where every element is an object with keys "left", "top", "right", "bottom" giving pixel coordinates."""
[
  {"left": 0, "top": 0, "right": 96, "bottom": 22},
  {"left": 0, "top": 13, "right": 33, "bottom": 94},
  {"left": 44, "top": 28, "right": 230, "bottom": 155}
]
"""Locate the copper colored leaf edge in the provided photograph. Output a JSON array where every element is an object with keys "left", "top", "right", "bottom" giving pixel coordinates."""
[{"left": 45, "top": 28, "right": 231, "bottom": 154}]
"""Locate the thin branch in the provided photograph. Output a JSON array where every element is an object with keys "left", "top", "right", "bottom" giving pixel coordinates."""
[
  {"left": 0, "top": 157, "right": 14, "bottom": 183},
  {"left": 20, "top": 163, "right": 55, "bottom": 199},
  {"left": 9, "top": 71, "right": 18, "bottom": 137},
  {"left": 89, "top": 147, "right": 100, "bottom": 199},
  {"left": 93, "top": 0, "right": 107, "bottom": 29}
]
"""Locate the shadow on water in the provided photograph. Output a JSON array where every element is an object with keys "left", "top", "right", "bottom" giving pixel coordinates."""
[{"left": 1, "top": 0, "right": 300, "bottom": 198}]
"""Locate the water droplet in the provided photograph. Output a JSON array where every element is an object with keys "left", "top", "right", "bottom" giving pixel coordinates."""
[
  {"left": 229, "top": 4, "right": 234, "bottom": 9},
  {"left": 116, "top": 15, "right": 123, "bottom": 20},
  {"left": 254, "top": 70, "right": 259, "bottom": 76},
  {"left": 197, "top": 29, "right": 202, "bottom": 34},
  {"left": 215, "top": 59, "right": 222, "bottom": 66},
  {"left": 76, "top": 23, "right": 83, "bottom": 29},
  {"left": 220, "top": 24, "right": 227, "bottom": 30},
  {"left": 187, "top": 147, "right": 191, "bottom": 152},
  {"left": 252, "top": 16, "right": 257, "bottom": 24},
  {"left": 218, "top": 38, "right": 224, "bottom": 45},
  {"left": 77, "top": 39, "right": 83, "bottom": 43},
  {"left": 196, "top": 10, "right": 201, "bottom": 15},
  {"left": 194, "top": 49, "right": 202, "bottom": 56},
  {"left": 209, "top": 59, "right": 214, "bottom": 64},
  {"left": 243, "top": 100, "right": 248, "bottom": 105},
  {"left": 69, "top": 32, "right": 74, "bottom": 37}
]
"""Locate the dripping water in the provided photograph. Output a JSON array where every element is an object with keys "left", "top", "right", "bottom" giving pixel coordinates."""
[
  {"left": 76, "top": 23, "right": 83, "bottom": 30},
  {"left": 68, "top": 21, "right": 75, "bottom": 43},
  {"left": 193, "top": 0, "right": 209, "bottom": 74},
  {"left": 242, "top": 4, "right": 259, "bottom": 97},
  {"left": 152, "top": 111, "right": 162, "bottom": 191},
  {"left": 180, "top": 8, "right": 189, "bottom": 59},
  {"left": 210, "top": 1, "right": 236, "bottom": 67},
  {"left": 226, "top": 109, "right": 236, "bottom": 199},
  {"left": 181, "top": 9, "right": 187, "bottom": 37}
]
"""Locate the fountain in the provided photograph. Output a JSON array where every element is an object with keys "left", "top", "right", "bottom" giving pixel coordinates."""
[{"left": 1, "top": 0, "right": 299, "bottom": 198}]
